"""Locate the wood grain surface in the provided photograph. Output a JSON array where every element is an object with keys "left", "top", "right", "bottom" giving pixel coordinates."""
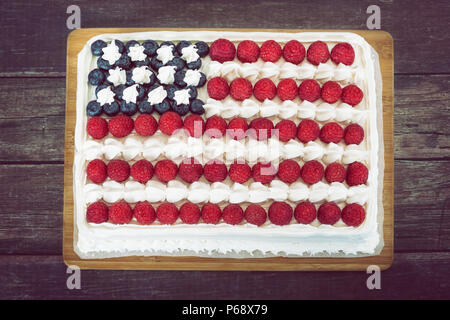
[{"left": 0, "top": 0, "right": 448, "bottom": 298}]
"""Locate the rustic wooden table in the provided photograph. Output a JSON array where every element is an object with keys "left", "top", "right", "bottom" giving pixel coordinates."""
[{"left": 0, "top": 0, "right": 449, "bottom": 299}]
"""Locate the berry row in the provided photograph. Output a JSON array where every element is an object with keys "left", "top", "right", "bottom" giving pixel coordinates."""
[
  {"left": 208, "top": 77, "right": 364, "bottom": 106},
  {"left": 87, "top": 113, "right": 365, "bottom": 145},
  {"left": 87, "top": 158, "right": 369, "bottom": 187},
  {"left": 86, "top": 200, "right": 366, "bottom": 227},
  {"left": 210, "top": 39, "right": 355, "bottom": 66}
]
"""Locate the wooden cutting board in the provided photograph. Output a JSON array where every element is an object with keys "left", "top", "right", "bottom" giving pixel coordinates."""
[{"left": 63, "top": 28, "right": 393, "bottom": 271}]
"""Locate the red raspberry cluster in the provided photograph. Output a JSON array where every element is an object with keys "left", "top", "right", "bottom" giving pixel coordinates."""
[
  {"left": 87, "top": 200, "right": 366, "bottom": 227},
  {"left": 207, "top": 77, "right": 363, "bottom": 105},
  {"left": 87, "top": 157, "right": 369, "bottom": 187},
  {"left": 210, "top": 39, "right": 355, "bottom": 66}
]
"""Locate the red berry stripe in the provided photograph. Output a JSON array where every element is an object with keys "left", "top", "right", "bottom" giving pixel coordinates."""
[
  {"left": 87, "top": 158, "right": 369, "bottom": 187},
  {"left": 87, "top": 201, "right": 365, "bottom": 227}
]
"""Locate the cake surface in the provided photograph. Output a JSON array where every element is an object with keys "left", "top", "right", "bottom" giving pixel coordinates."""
[{"left": 74, "top": 30, "right": 384, "bottom": 259}]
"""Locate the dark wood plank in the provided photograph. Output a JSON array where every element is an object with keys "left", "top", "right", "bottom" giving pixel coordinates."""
[
  {"left": 1, "top": 252, "right": 449, "bottom": 299},
  {"left": 0, "top": 160, "right": 448, "bottom": 255},
  {"left": 1, "top": 0, "right": 449, "bottom": 75},
  {"left": 0, "top": 75, "right": 448, "bottom": 161}
]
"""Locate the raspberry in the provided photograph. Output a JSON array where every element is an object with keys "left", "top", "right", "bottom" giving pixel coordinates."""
[
  {"left": 324, "top": 162, "right": 346, "bottom": 183},
  {"left": 260, "top": 40, "right": 282, "bottom": 62},
  {"left": 183, "top": 114, "right": 205, "bottom": 138},
  {"left": 253, "top": 78, "right": 276, "bottom": 102},
  {"left": 342, "top": 203, "right": 366, "bottom": 227},
  {"left": 283, "top": 40, "right": 306, "bottom": 64},
  {"left": 229, "top": 161, "right": 252, "bottom": 184},
  {"left": 227, "top": 117, "right": 248, "bottom": 140},
  {"left": 346, "top": 161, "right": 369, "bottom": 186},
  {"left": 205, "top": 115, "right": 227, "bottom": 138},
  {"left": 252, "top": 162, "right": 277, "bottom": 184},
  {"left": 108, "top": 114, "right": 133, "bottom": 138},
  {"left": 294, "top": 201, "right": 316, "bottom": 224},
  {"left": 298, "top": 79, "right": 321, "bottom": 102},
  {"left": 86, "top": 159, "right": 107, "bottom": 184},
  {"left": 307, "top": 40, "right": 330, "bottom": 65},
  {"left": 277, "top": 159, "right": 301, "bottom": 183},
  {"left": 154, "top": 159, "right": 178, "bottom": 183},
  {"left": 130, "top": 159, "right": 153, "bottom": 183},
  {"left": 207, "top": 77, "right": 229, "bottom": 100},
  {"left": 320, "top": 122, "right": 344, "bottom": 144},
  {"left": 156, "top": 203, "right": 179, "bottom": 225},
  {"left": 107, "top": 159, "right": 130, "bottom": 182},
  {"left": 222, "top": 204, "right": 244, "bottom": 225},
  {"left": 244, "top": 204, "right": 267, "bottom": 226},
  {"left": 179, "top": 202, "right": 201, "bottom": 224},
  {"left": 317, "top": 202, "right": 341, "bottom": 225},
  {"left": 178, "top": 157, "right": 203, "bottom": 183},
  {"left": 277, "top": 78, "right": 298, "bottom": 101},
  {"left": 344, "top": 123, "right": 364, "bottom": 145},
  {"left": 201, "top": 203, "right": 222, "bottom": 224},
  {"left": 237, "top": 40, "right": 260, "bottom": 63},
  {"left": 158, "top": 111, "right": 183, "bottom": 135},
  {"left": 249, "top": 118, "right": 274, "bottom": 141},
  {"left": 230, "top": 78, "right": 253, "bottom": 101},
  {"left": 341, "top": 84, "right": 363, "bottom": 106},
  {"left": 109, "top": 201, "right": 133, "bottom": 225},
  {"left": 321, "top": 81, "right": 342, "bottom": 104},
  {"left": 133, "top": 201, "right": 156, "bottom": 225},
  {"left": 297, "top": 119, "right": 320, "bottom": 143},
  {"left": 331, "top": 42, "right": 355, "bottom": 66},
  {"left": 275, "top": 119, "right": 297, "bottom": 142},
  {"left": 301, "top": 160, "right": 324, "bottom": 184},
  {"left": 87, "top": 116, "right": 108, "bottom": 139},
  {"left": 134, "top": 114, "right": 157, "bottom": 137},
  {"left": 203, "top": 159, "right": 227, "bottom": 182},
  {"left": 86, "top": 201, "right": 109, "bottom": 224},
  {"left": 209, "top": 38, "right": 236, "bottom": 63},
  {"left": 268, "top": 202, "right": 293, "bottom": 226}
]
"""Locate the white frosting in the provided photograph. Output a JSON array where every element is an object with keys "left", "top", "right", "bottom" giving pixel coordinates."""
[
  {"left": 181, "top": 45, "right": 200, "bottom": 63},
  {"left": 157, "top": 65, "right": 176, "bottom": 84},
  {"left": 96, "top": 86, "right": 115, "bottom": 106},
  {"left": 147, "top": 86, "right": 167, "bottom": 105},
  {"left": 75, "top": 31, "right": 382, "bottom": 259},
  {"left": 174, "top": 89, "right": 191, "bottom": 105},
  {"left": 107, "top": 67, "right": 126, "bottom": 86},
  {"left": 184, "top": 69, "right": 201, "bottom": 86},
  {"left": 156, "top": 45, "right": 174, "bottom": 64},
  {"left": 122, "top": 84, "right": 139, "bottom": 104},
  {"left": 132, "top": 66, "right": 152, "bottom": 84},
  {"left": 128, "top": 44, "right": 147, "bottom": 61},
  {"left": 101, "top": 40, "right": 121, "bottom": 65}
]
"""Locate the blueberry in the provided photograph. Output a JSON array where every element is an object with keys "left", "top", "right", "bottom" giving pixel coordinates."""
[
  {"left": 187, "top": 86, "right": 198, "bottom": 100},
  {"left": 114, "top": 84, "right": 126, "bottom": 100},
  {"left": 197, "top": 72, "right": 207, "bottom": 87},
  {"left": 103, "top": 101, "right": 120, "bottom": 116},
  {"left": 195, "top": 41, "right": 209, "bottom": 57},
  {"left": 86, "top": 100, "right": 102, "bottom": 116},
  {"left": 147, "top": 72, "right": 157, "bottom": 87},
  {"left": 142, "top": 40, "right": 158, "bottom": 56},
  {"left": 171, "top": 102, "right": 190, "bottom": 116},
  {"left": 176, "top": 40, "right": 192, "bottom": 56},
  {"left": 138, "top": 101, "right": 153, "bottom": 114},
  {"left": 88, "top": 69, "right": 105, "bottom": 86},
  {"left": 112, "top": 39, "right": 126, "bottom": 53},
  {"left": 186, "top": 59, "right": 202, "bottom": 70},
  {"left": 154, "top": 99, "right": 172, "bottom": 114},
  {"left": 133, "top": 57, "right": 150, "bottom": 68},
  {"left": 160, "top": 41, "right": 175, "bottom": 49},
  {"left": 95, "top": 84, "right": 110, "bottom": 97},
  {"left": 120, "top": 100, "right": 138, "bottom": 116},
  {"left": 115, "top": 54, "right": 132, "bottom": 69},
  {"left": 164, "top": 84, "right": 178, "bottom": 100},
  {"left": 125, "top": 40, "right": 140, "bottom": 52},
  {"left": 174, "top": 70, "right": 187, "bottom": 87},
  {"left": 190, "top": 99, "right": 205, "bottom": 115},
  {"left": 91, "top": 40, "right": 107, "bottom": 56},
  {"left": 136, "top": 84, "right": 147, "bottom": 101},
  {"left": 97, "top": 58, "right": 112, "bottom": 70},
  {"left": 167, "top": 57, "right": 186, "bottom": 72},
  {"left": 150, "top": 56, "right": 164, "bottom": 71},
  {"left": 125, "top": 70, "right": 135, "bottom": 86}
]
